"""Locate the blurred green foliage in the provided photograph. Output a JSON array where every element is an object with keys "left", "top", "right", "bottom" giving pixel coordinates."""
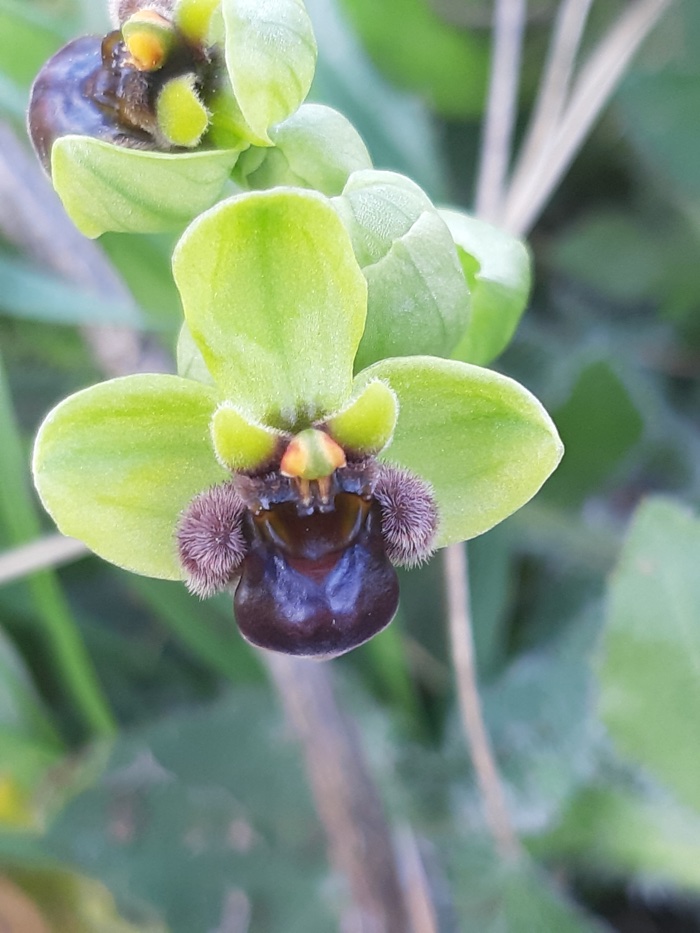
[{"left": 1, "top": 0, "right": 700, "bottom": 929}]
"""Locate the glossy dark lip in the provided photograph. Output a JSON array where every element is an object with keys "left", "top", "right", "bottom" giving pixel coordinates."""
[{"left": 233, "top": 497, "right": 400, "bottom": 658}]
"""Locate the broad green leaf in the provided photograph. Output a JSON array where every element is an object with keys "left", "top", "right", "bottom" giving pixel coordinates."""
[
  {"left": 222, "top": 0, "right": 317, "bottom": 144},
  {"left": 46, "top": 689, "right": 332, "bottom": 933},
  {"left": 448, "top": 842, "right": 602, "bottom": 931},
  {"left": 33, "top": 375, "right": 226, "bottom": 580},
  {"left": 173, "top": 189, "right": 367, "bottom": 426},
  {"left": 441, "top": 209, "right": 531, "bottom": 366},
  {"left": 599, "top": 497, "right": 700, "bottom": 813},
  {"left": 337, "top": 0, "right": 489, "bottom": 119},
  {"left": 542, "top": 360, "right": 643, "bottom": 508},
  {"left": 333, "top": 171, "right": 470, "bottom": 370},
  {"left": 236, "top": 103, "right": 372, "bottom": 196},
  {"left": 51, "top": 137, "right": 240, "bottom": 238},
  {"left": 0, "top": 253, "right": 143, "bottom": 328},
  {"left": 357, "top": 357, "right": 563, "bottom": 546},
  {"left": 533, "top": 784, "right": 700, "bottom": 893}
]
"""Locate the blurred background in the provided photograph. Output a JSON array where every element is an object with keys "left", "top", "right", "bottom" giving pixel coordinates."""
[{"left": 0, "top": 0, "right": 699, "bottom": 930}]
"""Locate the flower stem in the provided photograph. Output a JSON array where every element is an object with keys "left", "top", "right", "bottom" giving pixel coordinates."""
[{"left": 444, "top": 543, "right": 520, "bottom": 860}]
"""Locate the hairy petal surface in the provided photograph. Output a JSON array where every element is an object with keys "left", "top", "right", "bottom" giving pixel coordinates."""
[
  {"left": 357, "top": 357, "right": 563, "bottom": 546},
  {"left": 173, "top": 189, "right": 367, "bottom": 427},
  {"left": 33, "top": 375, "right": 226, "bottom": 579}
]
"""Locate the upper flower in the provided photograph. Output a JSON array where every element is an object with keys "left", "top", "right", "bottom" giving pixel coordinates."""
[{"left": 32, "top": 189, "right": 563, "bottom": 658}]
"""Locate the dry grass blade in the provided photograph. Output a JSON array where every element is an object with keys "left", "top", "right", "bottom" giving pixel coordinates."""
[
  {"left": 508, "top": 0, "right": 595, "bottom": 201},
  {"left": 503, "top": 0, "right": 674, "bottom": 236},
  {"left": 0, "top": 535, "right": 88, "bottom": 587},
  {"left": 475, "top": 0, "right": 528, "bottom": 222}
]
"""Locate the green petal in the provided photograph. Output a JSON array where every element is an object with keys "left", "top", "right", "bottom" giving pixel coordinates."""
[
  {"left": 325, "top": 380, "right": 397, "bottom": 454},
  {"left": 33, "top": 375, "right": 226, "bottom": 580},
  {"left": 175, "top": 0, "right": 221, "bottom": 42},
  {"left": 333, "top": 170, "right": 470, "bottom": 370},
  {"left": 172, "top": 189, "right": 367, "bottom": 427},
  {"left": 441, "top": 208, "right": 531, "bottom": 366},
  {"left": 357, "top": 357, "right": 563, "bottom": 546},
  {"left": 156, "top": 74, "right": 210, "bottom": 148},
  {"left": 176, "top": 323, "right": 215, "bottom": 386},
  {"left": 51, "top": 137, "right": 241, "bottom": 238},
  {"left": 235, "top": 104, "right": 372, "bottom": 196},
  {"left": 211, "top": 403, "right": 282, "bottom": 471},
  {"left": 222, "top": 0, "right": 317, "bottom": 144}
]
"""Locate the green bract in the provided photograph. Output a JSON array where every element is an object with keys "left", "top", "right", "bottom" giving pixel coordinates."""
[
  {"left": 33, "top": 189, "right": 563, "bottom": 582},
  {"left": 332, "top": 171, "right": 471, "bottom": 370},
  {"left": 440, "top": 209, "right": 532, "bottom": 366}
]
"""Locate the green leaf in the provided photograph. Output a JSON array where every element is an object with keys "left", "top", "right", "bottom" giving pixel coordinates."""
[
  {"left": 599, "top": 497, "right": 700, "bottom": 813},
  {"left": 542, "top": 360, "right": 644, "bottom": 508},
  {"left": 46, "top": 689, "right": 332, "bottom": 933},
  {"left": 441, "top": 209, "right": 531, "bottom": 366},
  {"left": 235, "top": 103, "right": 372, "bottom": 196},
  {"left": 333, "top": 171, "right": 470, "bottom": 370},
  {"left": 173, "top": 189, "right": 367, "bottom": 427},
  {"left": 51, "top": 137, "right": 240, "bottom": 238},
  {"left": 448, "top": 842, "right": 602, "bottom": 931},
  {"left": 0, "top": 253, "right": 144, "bottom": 328},
  {"left": 533, "top": 784, "right": 700, "bottom": 894},
  {"left": 222, "top": 0, "right": 317, "bottom": 144},
  {"left": 336, "top": 0, "right": 490, "bottom": 119},
  {"left": 33, "top": 375, "right": 226, "bottom": 580},
  {"left": 357, "top": 357, "right": 564, "bottom": 546}
]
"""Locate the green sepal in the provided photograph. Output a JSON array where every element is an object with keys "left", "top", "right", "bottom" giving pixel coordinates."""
[
  {"left": 156, "top": 74, "right": 210, "bottom": 148},
  {"left": 173, "top": 188, "right": 367, "bottom": 428},
  {"left": 325, "top": 380, "right": 397, "bottom": 454},
  {"left": 333, "top": 170, "right": 471, "bottom": 370},
  {"left": 235, "top": 104, "right": 372, "bottom": 197},
  {"left": 441, "top": 208, "right": 531, "bottom": 366},
  {"left": 51, "top": 136, "right": 240, "bottom": 238},
  {"left": 32, "top": 375, "right": 226, "bottom": 580},
  {"left": 356, "top": 357, "right": 563, "bottom": 546},
  {"left": 211, "top": 402, "right": 282, "bottom": 472},
  {"left": 222, "top": 0, "right": 317, "bottom": 145}
]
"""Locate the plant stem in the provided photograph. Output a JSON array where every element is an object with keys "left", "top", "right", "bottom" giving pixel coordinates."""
[
  {"left": 444, "top": 544, "right": 520, "bottom": 860},
  {"left": 475, "top": 0, "right": 528, "bottom": 222},
  {"left": 503, "top": 0, "right": 673, "bottom": 235},
  {"left": 267, "top": 654, "right": 411, "bottom": 933}
]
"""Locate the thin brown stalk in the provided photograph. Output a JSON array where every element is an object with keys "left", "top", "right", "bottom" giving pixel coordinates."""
[
  {"left": 444, "top": 544, "right": 520, "bottom": 861},
  {"left": 503, "top": 0, "right": 673, "bottom": 236},
  {"left": 508, "top": 0, "right": 595, "bottom": 200},
  {"left": 0, "top": 535, "right": 87, "bottom": 587},
  {"left": 0, "top": 121, "right": 413, "bottom": 931},
  {"left": 267, "top": 654, "right": 410, "bottom": 933},
  {"left": 475, "top": 0, "right": 528, "bottom": 222}
]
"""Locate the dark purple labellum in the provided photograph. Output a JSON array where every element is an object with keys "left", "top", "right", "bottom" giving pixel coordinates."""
[
  {"left": 28, "top": 29, "right": 215, "bottom": 172},
  {"left": 234, "top": 494, "right": 399, "bottom": 659},
  {"left": 29, "top": 35, "right": 153, "bottom": 171}
]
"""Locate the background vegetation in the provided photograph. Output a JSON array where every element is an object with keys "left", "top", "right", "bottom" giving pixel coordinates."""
[{"left": 0, "top": 0, "right": 699, "bottom": 929}]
